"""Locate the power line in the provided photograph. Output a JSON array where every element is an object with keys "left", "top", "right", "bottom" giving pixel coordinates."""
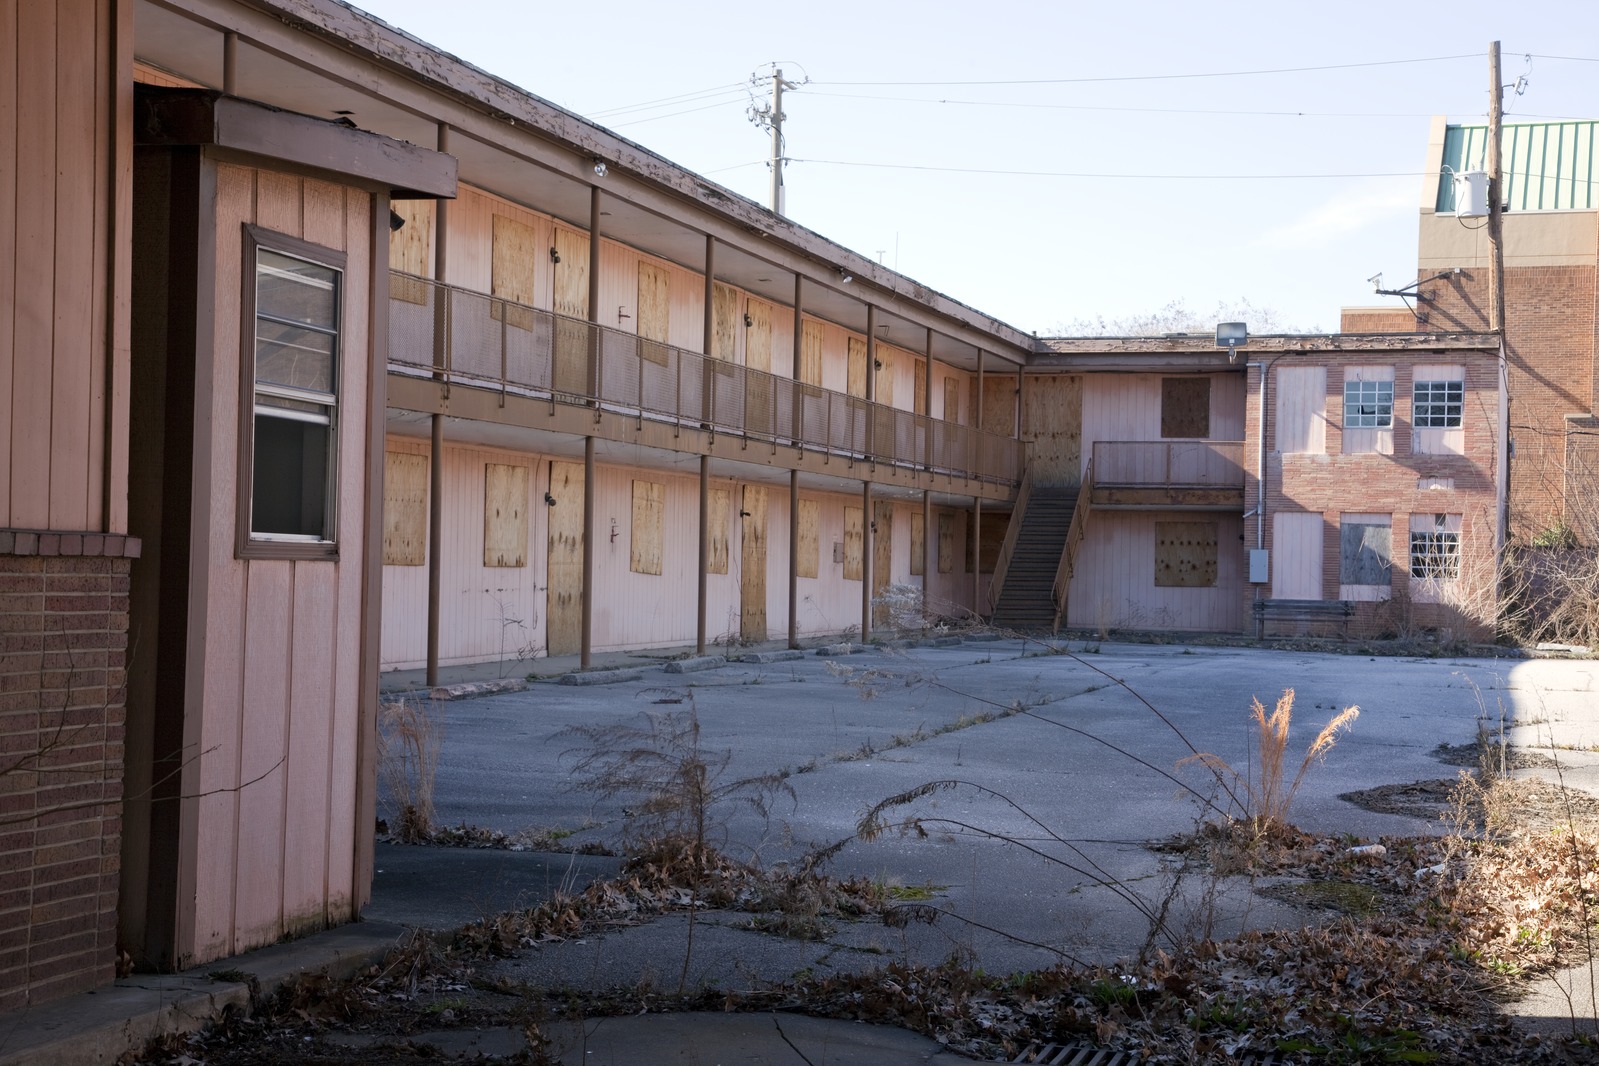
[
  {"left": 813, "top": 52, "right": 1477, "bottom": 88},
  {"left": 587, "top": 82, "right": 746, "bottom": 118},
  {"left": 787, "top": 157, "right": 1423, "bottom": 180},
  {"left": 801, "top": 88, "right": 1443, "bottom": 119},
  {"left": 605, "top": 98, "right": 747, "bottom": 128}
]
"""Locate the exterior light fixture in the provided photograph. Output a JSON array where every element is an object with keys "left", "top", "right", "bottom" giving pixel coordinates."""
[
  {"left": 1215, "top": 321, "right": 1248, "bottom": 363},
  {"left": 593, "top": 160, "right": 607, "bottom": 178},
  {"left": 838, "top": 268, "right": 853, "bottom": 284}
]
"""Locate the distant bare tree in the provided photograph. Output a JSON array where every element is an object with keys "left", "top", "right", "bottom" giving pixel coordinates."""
[{"left": 1049, "top": 298, "right": 1318, "bottom": 338}]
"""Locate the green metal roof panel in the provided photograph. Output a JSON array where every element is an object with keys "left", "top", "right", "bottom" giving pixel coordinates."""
[{"left": 1435, "top": 120, "right": 1599, "bottom": 213}]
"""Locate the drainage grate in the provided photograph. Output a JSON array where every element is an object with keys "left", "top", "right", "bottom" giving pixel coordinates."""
[{"left": 1007, "top": 1042, "right": 1287, "bottom": 1065}]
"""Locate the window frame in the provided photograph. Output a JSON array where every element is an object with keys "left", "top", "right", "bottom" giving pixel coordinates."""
[
  {"left": 1342, "top": 378, "right": 1394, "bottom": 429},
  {"left": 236, "top": 224, "right": 346, "bottom": 561},
  {"left": 1412, "top": 378, "right": 1464, "bottom": 429},
  {"left": 1409, "top": 526, "right": 1462, "bottom": 581}
]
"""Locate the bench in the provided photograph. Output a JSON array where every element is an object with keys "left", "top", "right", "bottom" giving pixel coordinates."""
[{"left": 1253, "top": 598, "right": 1356, "bottom": 640}]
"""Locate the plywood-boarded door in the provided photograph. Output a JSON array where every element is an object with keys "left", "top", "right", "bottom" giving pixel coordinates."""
[
  {"left": 872, "top": 501, "right": 894, "bottom": 627},
  {"left": 552, "top": 228, "right": 590, "bottom": 394},
  {"left": 740, "top": 485, "right": 768, "bottom": 642},
  {"left": 1021, "top": 374, "right": 1082, "bottom": 486},
  {"left": 547, "top": 461, "right": 585, "bottom": 654},
  {"left": 1272, "top": 512, "right": 1324, "bottom": 600},
  {"left": 745, "top": 300, "right": 772, "bottom": 436}
]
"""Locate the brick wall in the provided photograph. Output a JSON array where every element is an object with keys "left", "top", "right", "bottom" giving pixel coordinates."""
[
  {"left": 1339, "top": 307, "right": 1418, "bottom": 333},
  {"left": 1245, "top": 350, "right": 1500, "bottom": 640},
  {"left": 0, "top": 535, "right": 135, "bottom": 1010}
]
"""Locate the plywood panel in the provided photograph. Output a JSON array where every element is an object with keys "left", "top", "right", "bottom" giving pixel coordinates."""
[
  {"left": 631, "top": 479, "right": 663, "bottom": 575},
  {"left": 1272, "top": 512, "right": 1324, "bottom": 599},
  {"left": 546, "top": 461, "right": 585, "bottom": 655},
  {"left": 708, "top": 487, "right": 730, "bottom": 574},
  {"left": 910, "top": 511, "right": 925, "bottom": 576},
  {"left": 740, "top": 485, "right": 768, "bottom": 640},
  {"left": 1155, "top": 520, "right": 1219, "bottom": 587},
  {"left": 876, "top": 357, "right": 894, "bottom": 406},
  {"left": 937, "top": 512, "right": 954, "bottom": 572},
  {"left": 943, "top": 376, "right": 960, "bottom": 424},
  {"left": 552, "top": 227, "right": 589, "bottom": 317},
  {"left": 1211, "top": 372, "right": 1247, "bottom": 441},
  {"left": 484, "top": 463, "right": 528, "bottom": 567},
  {"left": 972, "top": 375, "right": 1014, "bottom": 436},
  {"left": 1338, "top": 513, "right": 1391, "bottom": 590},
  {"left": 383, "top": 451, "right": 427, "bottom": 565},
  {"left": 389, "top": 198, "right": 433, "bottom": 277},
  {"left": 800, "top": 320, "right": 823, "bottom": 385},
  {"left": 283, "top": 560, "right": 336, "bottom": 926},
  {"left": 1064, "top": 512, "right": 1247, "bottom": 633},
  {"left": 847, "top": 337, "right": 867, "bottom": 398},
  {"left": 797, "top": 498, "right": 819, "bottom": 579},
  {"left": 745, "top": 299, "right": 772, "bottom": 373},
  {"left": 871, "top": 500, "right": 893, "bottom": 626},
  {"left": 1022, "top": 374, "right": 1082, "bottom": 486},
  {"left": 843, "top": 505, "right": 864, "bottom": 581},
  {"left": 712, "top": 281, "right": 738, "bottom": 361},
  {"left": 234, "top": 561, "right": 292, "bottom": 948},
  {"left": 913, "top": 359, "right": 927, "bottom": 415},
  {"left": 0, "top": 0, "right": 18, "bottom": 526},
  {"left": 489, "top": 214, "right": 536, "bottom": 330},
  {"left": 1161, "top": 377, "right": 1210, "bottom": 438},
  {"left": 1275, "top": 366, "right": 1326, "bottom": 453}
]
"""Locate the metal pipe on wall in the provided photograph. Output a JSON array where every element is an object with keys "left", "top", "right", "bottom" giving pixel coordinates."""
[{"left": 698, "top": 456, "right": 709, "bottom": 656}]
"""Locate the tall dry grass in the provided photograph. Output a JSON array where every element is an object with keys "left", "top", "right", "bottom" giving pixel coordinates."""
[{"left": 378, "top": 696, "right": 443, "bottom": 843}]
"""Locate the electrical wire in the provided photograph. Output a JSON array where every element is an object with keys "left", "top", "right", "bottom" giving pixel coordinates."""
[
  {"left": 813, "top": 53, "right": 1477, "bottom": 87},
  {"left": 800, "top": 89, "right": 1444, "bottom": 119},
  {"left": 606, "top": 98, "right": 747, "bottom": 128},
  {"left": 587, "top": 82, "right": 747, "bottom": 118},
  {"left": 786, "top": 157, "right": 1421, "bottom": 180}
]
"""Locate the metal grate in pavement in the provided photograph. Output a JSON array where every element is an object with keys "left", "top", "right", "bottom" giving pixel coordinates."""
[{"left": 1006, "top": 1042, "right": 1286, "bottom": 1065}]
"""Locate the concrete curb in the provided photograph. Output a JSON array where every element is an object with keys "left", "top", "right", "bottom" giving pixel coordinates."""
[
  {"left": 737, "top": 649, "right": 806, "bottom": 663},
  {"left": 815, "top": 642, "right": 870, "bottom": 656},
  {"left": 0, "top": 922, "right": 405, "bottom": 1066},
  {"left": 557, "top": 669, "right": 644, "bottom": 686},
  {"left": 663, "top": 655, "right": 728, "bottom": 674},
  {"left": 427, "top": 677, "right": 527, "bottom": 701}
]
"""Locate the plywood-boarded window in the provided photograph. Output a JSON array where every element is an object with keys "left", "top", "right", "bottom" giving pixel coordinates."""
[
  {"left": 843, "top": 505, "right": 864, "bottom": 580},
  {"left": 552, "top": 228, "right": 590, "bottom": 394},
  {"left": 1339, "top": 514, "right": 1392, "bottom": 587},
  {"left": 847, "top": 337, "right": 868, "bottom": 398},
  {"left": 484, "top": 464, "right": 528, "bottom": 567},
  {"left": 910, "top": 511, "right": 925, "bottom": 576},
  {"left": 383, "top": 451, "right": 427, "bottom": 565},
  {"left": 913, "top": 359, "right": 927, "bottom": 415},
  {"left": 965, "top": 511, "right": 1007, "bottom": 573},
  {"left": 875, "top": 356, "right": 894, "bottom": 405},
  {"left": 491, "top": 213, "right": 537, "bottom": 323},
  {"left": 800, "top": 320, "right": 824, "bottom": 385},
  {"left": 943, "top": 376, "right": 960, "bottom": 423},
  {"left": 971, "top": 377, "right": 1014, "bottom": 435},
  {"left": 797, "top": 499, "right": 819, "bottom": 578},
  {"left": 1161, "top": 377, "right": 1210, "bottom": 438},
  {"left": 631, "top": 480, "right": 664, "bottom": 575},
  {"left": 1154, "top": 520, "right": 1218, "bottom": 587},
  {"left": 637, "top": 261, "right": 671, "bottom": 366},
  {"left": 745, "top": 300, "right": 772, "bottom": 373},
  {"left": 712, "top": 282, "right": 739, "bottom": 361},
  {"left": 708, "top": 488, "right": 730, "bottom": 574},
  {"left": 1275, "top": 366, "right": 1327, "bottom": 454},
  {"left": 388, "top": 199, "right": 433, "bottom": 305},
  {"left": 937, "top": 512, "right": 954, "bottom": 573}
]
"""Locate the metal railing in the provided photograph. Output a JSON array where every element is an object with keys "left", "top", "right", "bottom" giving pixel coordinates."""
[
  {"left": 1089, "top": 440, "right": 1244, "bottom": 487},
  {"left": 388, "top": 273, "right": 1022, "bottom": 484},
  {"left": 1052, "top": 457, "right": 1094, "bottom": 633},
  {"left": 982, "top": 462, "right": 1034, "bottom": 614}
]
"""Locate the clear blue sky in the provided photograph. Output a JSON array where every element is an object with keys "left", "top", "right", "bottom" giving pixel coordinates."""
[{"left": 352, "top": 0, "right": 1598, "bottom": 335}]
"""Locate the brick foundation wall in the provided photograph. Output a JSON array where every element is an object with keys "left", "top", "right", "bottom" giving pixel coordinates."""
[{"left": 0, "top": 536, "right": 136, "bottom": 1011}]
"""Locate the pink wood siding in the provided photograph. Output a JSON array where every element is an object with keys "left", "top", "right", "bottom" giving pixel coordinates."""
[
  {"left": 1275, "top": 366, "right": 1328, "bottom": 454},
  {"left": 186, "top": 163, "right": 371, "bottom": 965},
  {"left": 2, "top": 0, "right": 131, "bottom": 535},
  {"left": 1271, "top": 512, "right": 1325, "bottom": 599},
  {"left": 1066, "top": 512, "right": 1246, "bottom": 632}
]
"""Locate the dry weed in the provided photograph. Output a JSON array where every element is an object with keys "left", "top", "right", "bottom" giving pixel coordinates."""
[{"left": 377, "top": 696, "right": 443, "bottom": 843}]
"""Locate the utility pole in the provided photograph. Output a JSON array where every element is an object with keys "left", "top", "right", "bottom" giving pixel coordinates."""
[
  {"left": 769, "top": 68, "right": 788, "bottom": 215},
  {"left": 1487, "top": 40, "right": 1506, "bottom": 333}
]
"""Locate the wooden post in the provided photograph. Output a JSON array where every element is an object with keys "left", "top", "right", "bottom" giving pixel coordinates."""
[
  {"left": 973, "top": 497, "right": 982, "bottom": 617},
  {"left": 582, "top": 435, "right": 595, "bottom": 668},
  {"left": 924, "top": 327, "right": 935, "bottom": 473},
  {"left": 424, "top": 123, "right": 451, "bottom": 687},
  {"left": 697, "top": 237, "right": 714, "bottom": 652},
  {"left": 788, "top": 469, "right": 800, "bottom": 648},
  {"left": 861, "top": 480, "right": 872, "bottom": 641},
  {"left": 697, "top": 456, "right": 709, "bottom": 655},
  {"left": 1487, "top": 41, "right": 1506, "bottom": 334}
]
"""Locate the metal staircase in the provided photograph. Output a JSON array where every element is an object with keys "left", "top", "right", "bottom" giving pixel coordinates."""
[{"left": 989, "top": 485, "right": 1079, "bottom": 632}]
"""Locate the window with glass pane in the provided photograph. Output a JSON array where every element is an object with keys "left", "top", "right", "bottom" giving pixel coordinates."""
[
  {"left": 1409, "top": 530, "right": 1461, "bottom": 579},
  {"left": 252, "top": 247, "right": 340, "bottom": 540},
  {"left": 1343, "top": 379, "right": 1393, "bottom": 428},
  {"left": 1413, "top": 380, "right": 1463, "bottom": 428}
]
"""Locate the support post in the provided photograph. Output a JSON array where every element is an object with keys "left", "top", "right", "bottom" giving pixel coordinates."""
[
  {"left": 426, "top": 415, "right": 442, "bottom": 686},
  {"left": 973, "top": 497, "right": 982, "bottom": 618},
  {"left": 924, "top": 327, "right": 935, "bottom": 472},
  {"left": 865, "top": 304, "right": 877, "bottom": 463},
  {"left": 222, "top": 31, "right": 237, "bottom": 95},
  {"left": 861, "top": 480, "right": 872, "bottom": 641},
  {"left": 587, "top": 187, "right": 602, "bottom": 401},
  {"left": 1487, "top": 41, "right": 1506, "bottom": 335},
  {"left": 697, "top": 456, "right": 709, "bottom": 655},
  {"left": 788, "top": 470, "right": 800, "bottom": 648},
  {"left": 582, "top": 436, "right": 595, "bottom": 668}
]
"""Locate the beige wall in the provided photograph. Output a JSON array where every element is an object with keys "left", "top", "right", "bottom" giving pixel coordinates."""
[{"left": 1066, "top": 512, "right": 1247, "bottom": 633}]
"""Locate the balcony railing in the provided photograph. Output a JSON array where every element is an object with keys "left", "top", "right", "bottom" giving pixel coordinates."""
[
  {"left": 388, "top": 273, "right": 1021, "bottom": 484},
  {"left": 1090, "top": 440, "right": 1244, "bottom": 488}
]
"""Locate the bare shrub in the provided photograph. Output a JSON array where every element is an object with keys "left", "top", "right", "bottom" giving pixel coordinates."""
[{"left": 378, "top": 696, "right": 443, "bottom": 843}]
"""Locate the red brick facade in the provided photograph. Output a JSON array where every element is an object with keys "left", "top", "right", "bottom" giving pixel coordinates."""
[
  {"left": 1245, "top": 347, "right": 1500, "bottom": 639},
  {"left": 0, "top": 541, "right": 135, "bottom": 1010}
]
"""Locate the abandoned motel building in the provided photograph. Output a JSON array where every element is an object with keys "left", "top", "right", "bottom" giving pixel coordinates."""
[{"left": 3, "top": 0, "right": 1598, "bottom": 1015}]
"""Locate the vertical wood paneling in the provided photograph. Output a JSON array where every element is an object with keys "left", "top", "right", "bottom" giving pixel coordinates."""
[
  {"left": 800, "top": 320, "right": 823, "bottom": 385},
  {"left": 708, "top": 487, "right": 729, "bottom": 574},
  {"left": 382, "top": 452, "right": 427, "bottom": 564},
  {"left": 552, "top": 227, "right": 588, "bottom": 317},
  {"left": 876, "top": 357, "right": 894, "bottom": 406},
  {"left": 913, "top": 360, "right": 926, "bottom": 415},
  {"left": 235, "top": 561, "right": 293, "bottom": 949},
  {"left": 631, "top": 478, "right": 663, "bottom": 575},
  {"left": 0, "top": 0, "right": 17, "bottom": 524},
  {"left": 740, "top": 484, "right": 767, "bottom": 640},
  {"left": 910, "top": 511, "right": 925, "bottom": 576},
  {"left": 1275, "top": 366, "right": 1326, "bottom": 453},
  {"left": 1272, "top": 512, "right": 1325, "bottom": 599},
  {"left": 1065, "top": 512, "right": 1244, "bottom": 632},
  {"left": 846, "top": 336, "right": 867, "bottom": 398},
  {"left": 283, "top": 561, "right": 336, "bottom": 927},
  {"left": 843, "top": 505, "right": 863, "bottom": 580},
  {"left": 546, "top": 460, "right": 584, "bottom": 655},
  {"left": 483, "top": 463, "right": 528, "bottom": 567},
  {"left": 871, "top": 500, "right": 893, "bottom": 627},
  {"left": 379, "top": 437, "right": 430, "bottom": 665},
  {"left": 746, "top": 300, "right": 771, "bottom": 373},
  {"left": 712, "top": 282, "right": 738, "bottom": 360},
  {"left": 389, "top": 199, "right": 434, "bottom": 277},
  {"left": 1211, "top": 372, "right": 1246, "bottom": 440},
  {"left": 255, "top": 172, "right": 302, "bottom": 237},
  {"left": 797, "top": 498, "right": 819, "bottom": 579},
  {"left": 1021, "top": 374, "right": 1082, "bottom": 486},
  {"left": 1080, "top": 375, "right": 1163, "bottom": 478},
  {"left": 638, "top": 260, "right": 670, "bottom": 342}
]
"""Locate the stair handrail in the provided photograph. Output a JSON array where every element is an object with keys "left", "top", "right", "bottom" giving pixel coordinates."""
[
  {"left": 983, "top": 462, "right": 1035, "bottom": 615},
  {"left": 1052, "top": 458, "right": 1093, "bottom": 633}
]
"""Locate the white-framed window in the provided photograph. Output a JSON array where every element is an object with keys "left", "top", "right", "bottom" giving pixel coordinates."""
[
  {"left": 1343, "top": 379, "right": 1393, "bottom": 428},
  {"left": 238, "top": 226, "right": 344, "bottom": 558},
  {"left": 1413, "top": 379, "right": 1464, "bottom": 429},
  {"left": 1409, "top": 518, "right": 1462, "bottom": 580}
]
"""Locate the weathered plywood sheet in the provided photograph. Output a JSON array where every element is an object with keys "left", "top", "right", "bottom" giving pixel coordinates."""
[
  {"left": 745, "top": 300, "right": 772, "bottom": 373},
  {"left": 1160, "top": 377, "right": 1211, "bottom": 438},
  {"left": 631, "top": 479, "right": 663, "bottom": 575},
  {"left": 910, "top": 511, "right": 925, "bottom": 576},
  {"left": 1154, "top": 520, "right": 1218, "bottom": 587},
  {"left": 1275, "top": 366, "right": 1327, "bottom": 454},
  {"left": 712, "top": 282, "right": 738, "bottom": 361},
  {"left": 552, "top": 228, "right": 590, "bottom": 393},
  {"left": 913, "top": 359, "right": 927, "bottom": 415},
  {"left": 388, "top": 199, "right": 433, "bottom": 304},
  {"left": 490, "top": 215, "right": 537, "bottom": 330},
  {"left": 1338, "top": 514, "right": 1391, "bottom": 588},
  {"left": 1271, "top": 511, "right": 1325, "bottom": 600},
  {"left": 741, "top": 485, "right": 768, "bottom": 640},
  {"left": 872, "top": 501, "right": 894, "bottom": 627},
  {"left": 847, "top": 337, "right": 867, "bottom": 398},
  {"left": 943, "top": 376, "right": 960, "bottom": 424},
  {"left": 546, "top": 461, "right": 585, "bottom": 654},
  {"left": 383, "top": 452, "right": 427, "bottom": 565},
  {"left": 800, "top": 320, "right": 824, "bottom": 385},
  {"left": 937, "top": 512, "right": 954, "bottom": 572},
  {"left": 484, "top": 464, "right": 528, "bottom": 567},
  {"left": 843, "top": 505, "right": 864, "bottom": 581},
  {"left": 972, "top": 376, "right": 1014, "bottom": 436},
  {"left": 637, "top": 261, "right": 671, "bottom": 366},
  {"left": 797, "top": 499, "right": 820, "bottom": 579},
  {"left": 1021, "top": 374, "right": 1083, "bottom": 487},
  {"left": 876, "top": 357, "right": 894, "bottom": 406},
  {"left": 708, "top": 487, "right": 730, "bottom": 574}
]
